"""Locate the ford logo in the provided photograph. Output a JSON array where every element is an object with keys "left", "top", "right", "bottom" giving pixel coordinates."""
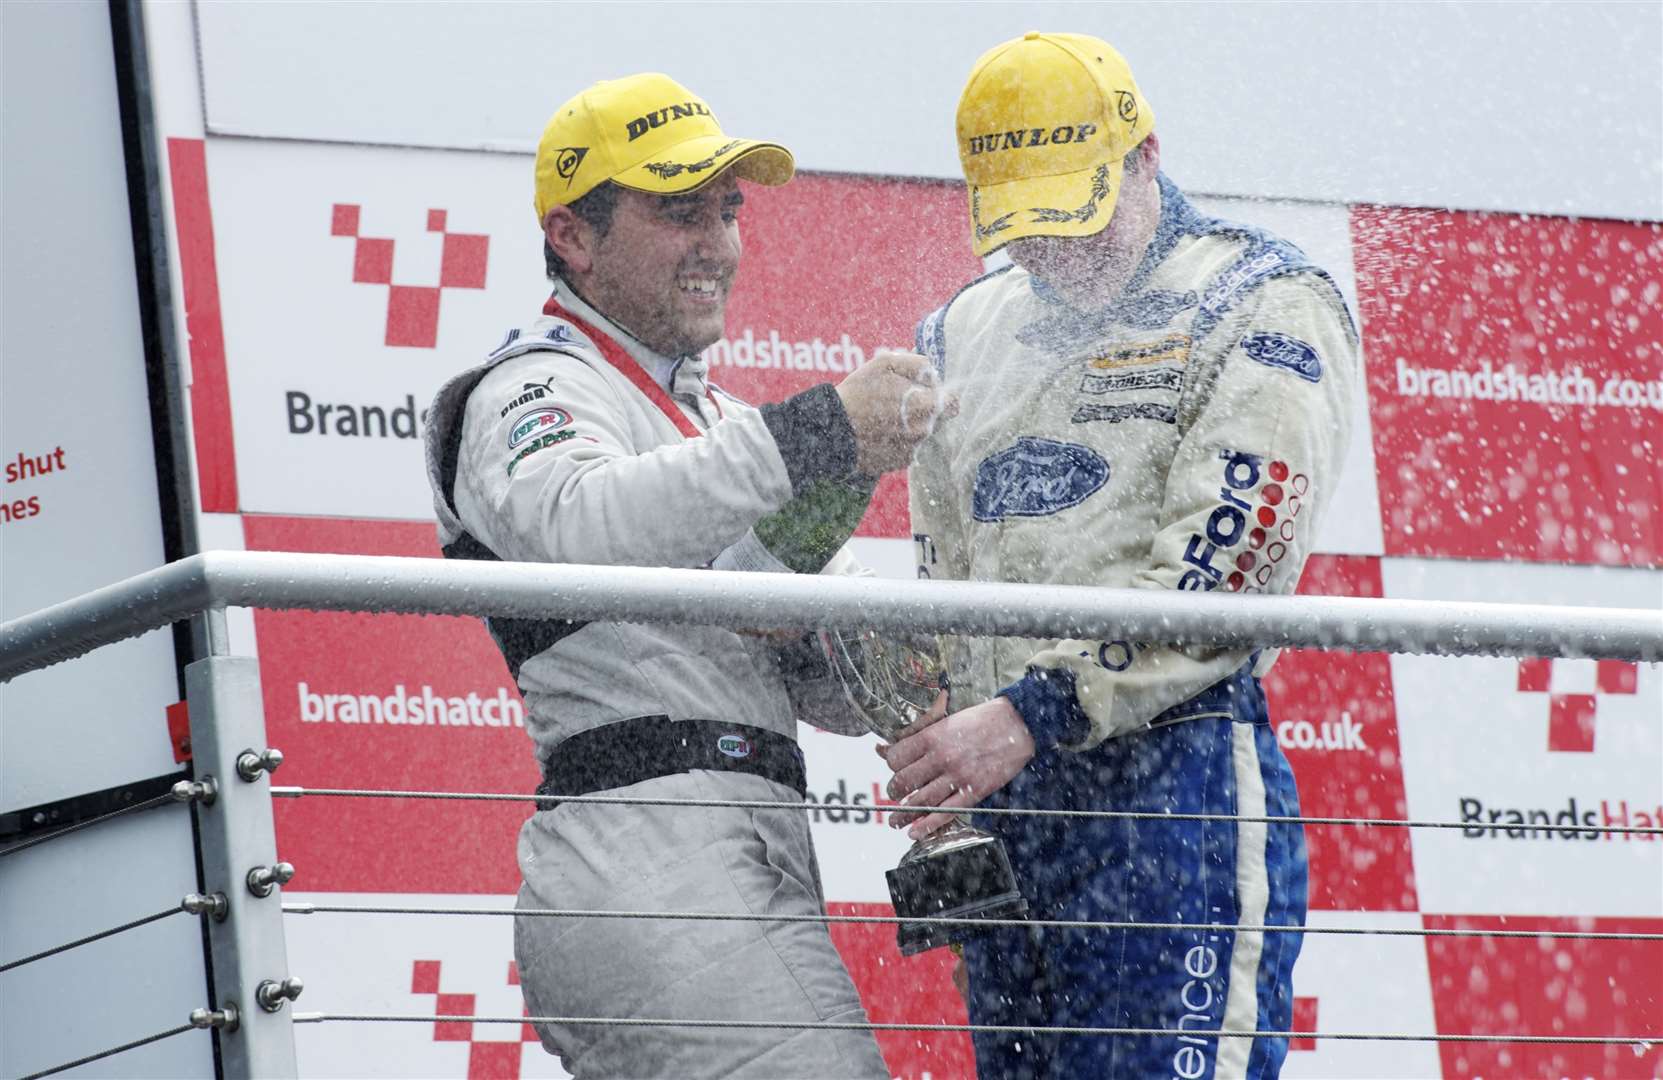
[{"left": 973, "top": 437, "right": 1110, "bottom": 522}]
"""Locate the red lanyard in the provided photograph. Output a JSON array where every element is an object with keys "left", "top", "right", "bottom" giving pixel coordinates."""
[{"left": 543, "top": 297, "right": 717, "bottom": 439}]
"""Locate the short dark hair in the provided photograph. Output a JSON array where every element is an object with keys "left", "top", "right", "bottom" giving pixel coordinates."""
[{"left": 543, "top": 181, "right": 621, "bottom": 282}]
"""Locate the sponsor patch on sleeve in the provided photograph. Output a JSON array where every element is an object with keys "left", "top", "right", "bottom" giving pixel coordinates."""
[
  {"left": 1239, "top": 332, "right": 1323, "bottom": 383},
  {"left": 498, "top": 378, "right": 558, "bottom": 418},
  {"left": 505, "top": 428, "right": 580, "bottom": 477},
  {"left": 1175, "top": 451, "right": 1311, "bottom": 593},
  {"left": 507, "top": 406, "right": 573, "bottom": 448}
]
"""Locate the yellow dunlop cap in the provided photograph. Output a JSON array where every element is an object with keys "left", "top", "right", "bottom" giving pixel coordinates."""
[
  {"left": 957, "top": 32, "right": 1155, "bottom": 256},
  {"left": 534, "top": 72, "right": 795, "bottom": 222}
]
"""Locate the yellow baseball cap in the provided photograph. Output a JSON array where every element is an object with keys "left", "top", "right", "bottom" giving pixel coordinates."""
[
  {"left": 957, "top": 32, "right": 1155, "bottom": 256},
  {"left": 534, "top": 72, "right": 795, "bottom": 221}
]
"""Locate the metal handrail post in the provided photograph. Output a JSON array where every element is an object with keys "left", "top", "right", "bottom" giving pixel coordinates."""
[{"left": 185, "top": 655, "right": 299, "bottom": 1078}]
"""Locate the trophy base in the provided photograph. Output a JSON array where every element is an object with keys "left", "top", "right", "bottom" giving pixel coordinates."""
[{"left": 885, "top": 824, "right": 1028, "bottom": 956}]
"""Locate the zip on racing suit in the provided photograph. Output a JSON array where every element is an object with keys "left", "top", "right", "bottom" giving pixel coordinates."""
[
  {"left": 422, "top": 279, "right": 888, "bottom": 1079},
  {"left": 909, "top": 174, "right": 1360, "bottom": 1079}
]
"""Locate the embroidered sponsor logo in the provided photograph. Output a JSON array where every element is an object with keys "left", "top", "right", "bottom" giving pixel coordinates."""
[
  {"left": 550, "top": 146, "right": 588, "bottom": 188},
  {"left": 507, "top": 407, "right": 572, "bottom": 449},
  {"left": 626, "top": 101, "right": 713, "bottom": 141},
  {"left": 1080, "top": 368, "right": 1184, "bottom": 395},
  {"left": 716, "top": 734, "right": 753, "bottom": 759},
  {"left": 972, "top": 437, "right": 1109, "bottom": 522},
  {"left": 1177, "top": 452, "right": 1309, "bottom": 593},
  {"left": 644, "top": 139, "right": 741, "bottom": 180},
  {"left": 1071, "top": 401, "right": 1178, "bottom": 425},
  {"left": 1201, "top": 250, "right": 1285, "bottom": 315},
  {"left": 505, "top": 428, "right": 578, "bottom": 476},
  {"left": 498, "top": 379, "right": 557, "bottom": 418},
  {"left": 1241, "top": 332, "right": 1323, "bottom": 383},
  {"left": 1087, "top": 334, "right": 1191, "bottom": 371},
  {"left": 964, "top": 123, "right": 1098, "bottom": 156}
]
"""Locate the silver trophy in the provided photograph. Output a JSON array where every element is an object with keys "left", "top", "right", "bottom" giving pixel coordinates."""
[{"left": 827, "top": 629, "right": 1028, "bottom": 955}]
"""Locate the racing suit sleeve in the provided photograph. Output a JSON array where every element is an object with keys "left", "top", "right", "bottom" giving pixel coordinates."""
[
  {"left": 453, "top": 350, "right": 858, "bottom": 569},
  {"left": 713, "top": 473, "right": 882, "bottom": 736},
  {"left": 1013, "top": 274, "right": 1359, "bottom": 750}
]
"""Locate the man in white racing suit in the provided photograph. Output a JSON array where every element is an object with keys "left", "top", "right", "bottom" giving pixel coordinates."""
[
  {"left": 880, "top": 33, "right": 1360, "bottom": 1079},
  {"left": 422, "top": 72, "right": 946, "bottom": 1078}
]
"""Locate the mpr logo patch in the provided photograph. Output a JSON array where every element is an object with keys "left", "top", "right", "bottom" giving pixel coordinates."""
[
  {"left": 507, "top": 407, "right": 572, "bottom": 449},
  {"left": 717, "top": 734, "right": 753, "bottom": 759}
]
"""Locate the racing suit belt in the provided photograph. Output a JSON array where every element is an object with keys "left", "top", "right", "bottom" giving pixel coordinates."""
[{"left": 536, "top": 716, "right": 807, "bottom": 801}]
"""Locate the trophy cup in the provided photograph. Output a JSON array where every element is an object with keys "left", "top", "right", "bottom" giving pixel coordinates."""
[{"left": 826, "top": 629, "right": 1028, "bottom": 955}]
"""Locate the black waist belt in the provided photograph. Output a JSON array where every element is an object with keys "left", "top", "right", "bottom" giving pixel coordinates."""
[{"left": 537, "top": 716, "right": 806, "bottom": 801}]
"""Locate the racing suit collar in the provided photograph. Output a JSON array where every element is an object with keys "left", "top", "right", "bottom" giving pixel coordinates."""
[{"left": 549, "top": 278, "right": 706, "bottom": 395}]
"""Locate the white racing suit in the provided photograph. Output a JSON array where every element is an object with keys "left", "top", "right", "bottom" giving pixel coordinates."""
[
  {"left": 910, "top": 175, "right": 1360, "bottom": 1079},
  {"left": 422, "top": 280, "right": 887, "bottom": 1079}
]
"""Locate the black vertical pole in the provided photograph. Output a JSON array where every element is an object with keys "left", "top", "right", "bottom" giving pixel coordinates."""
[{"left": 105, "top": 2, "right": 223, "bottom": 1073}]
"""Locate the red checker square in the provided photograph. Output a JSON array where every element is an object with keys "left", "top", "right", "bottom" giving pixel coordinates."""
[
  {"left": 1548, "top": 693, "right": 1597, "bottom": 753},
  {"left": 1290, "top": 997, "right": 1318, "bottom": 1052},
  {"left": 434, "top": 992, "right": 475, "bottom": 1041},
  {"left": 1424, "top": 915, "right": 1663, "bottom": 1080},
  {"left": 386, "top": 285, "right": 441, "bottom": 348},
  {"left": 1516, "top": 657, "right": 1553, "bottom": 693},
  {"left": 826, "top": 900, "right": 975, "bottom": 1079},
  {"left": 352, "top": 237, "right": 394, "bottom": 285},
  {"left": 441, "top": 232, "right": 490, "bottom": 289},
  {"left": 427, "top": 208, "right": 447, "bottom": 232},
  {"left": 411, "top": 959, "right": 441, "bottom": 994},
  {"left": 467, "top": 1041, "right": 522, "bottom": 1079},
  {"left": 1596, "top": 659, "right": 1639, "bottom": 695},
  {"left": 330, "top": 202, "right": 360, "bottom": 236}
]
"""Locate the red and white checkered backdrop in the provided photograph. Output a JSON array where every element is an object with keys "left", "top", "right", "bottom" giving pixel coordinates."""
[{"left": 162, "top": 131, "right": 1661, "bottom": 1079}]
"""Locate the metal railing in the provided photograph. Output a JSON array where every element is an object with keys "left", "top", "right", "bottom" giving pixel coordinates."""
[
  {"left": 5, "top": 551, "right": 1661, "bottom": 680},
  {"left": 1, "top": 551, "right": 1659, "bottom": 1078}
]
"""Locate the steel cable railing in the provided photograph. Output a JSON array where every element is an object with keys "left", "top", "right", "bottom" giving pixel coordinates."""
[
  {"left": 283, "top": 902, "right": 1663, "bottom": 942},
  {"left": 3, "top": 551, "right": 1659, "bottom": 1077},
  {"left": 289, "top": 1012, "right": 1661, "bottom": 1050},
  {"left": 267, "top": 784, "right": 1663, "bottom": 837}
]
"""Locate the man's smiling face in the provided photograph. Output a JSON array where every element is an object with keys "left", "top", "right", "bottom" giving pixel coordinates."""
[{"left": 581, "top": 170, "right": 744, "bottom": 355}]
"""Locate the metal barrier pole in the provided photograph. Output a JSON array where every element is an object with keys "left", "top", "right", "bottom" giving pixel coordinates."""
[{"left": 186, "top": 655, "right": 299, "bottom": 1078}]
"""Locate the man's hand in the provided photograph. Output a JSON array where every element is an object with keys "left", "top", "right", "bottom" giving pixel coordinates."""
[
  {"left": 835, "top": 350, "right": 957, "bottom": 475},
  {"left": 877, "top": 694, "right": 1035, "bottom": 840}
]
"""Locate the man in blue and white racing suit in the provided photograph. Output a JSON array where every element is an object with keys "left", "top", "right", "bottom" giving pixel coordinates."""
[{"left": 881, "top": 33, "right": 1361, "bottom": 1079}]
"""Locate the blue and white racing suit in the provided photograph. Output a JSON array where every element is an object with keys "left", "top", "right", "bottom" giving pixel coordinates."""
[{"left": 909, "top": 174, "right": 1359, "bottom": 1079}]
